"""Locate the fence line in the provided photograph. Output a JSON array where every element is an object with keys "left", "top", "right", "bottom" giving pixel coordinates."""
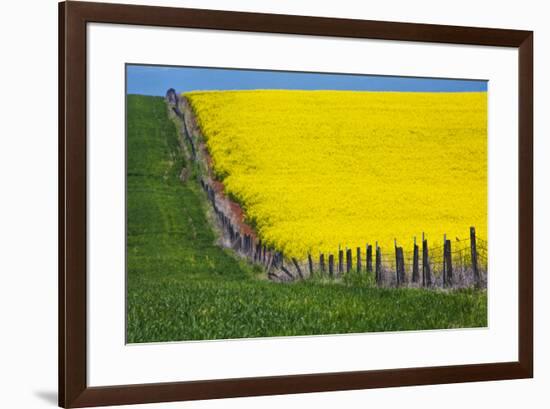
[
  {"left": 165, "top": 94, "right": 486, "bottom": 290},
  {"left": 199, "top": 177, "right": 487, "bottom": 290}
]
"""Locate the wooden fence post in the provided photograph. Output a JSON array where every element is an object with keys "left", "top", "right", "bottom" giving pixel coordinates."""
[
  {"left": 273, "top": 251, "right": 279, "bottom": 267},
  {"left": 234, "top": 232, "right": 238, "bottom": 251},
  {"left": 328, "top": 254, "right": 334, "bottom": 277},
  {"left": 375, "top": 243, "right": 382, "bottom": 285},
  {"left": 470, "top": 226, "right": 480, "bottom": 288},
  {"left": 366, "top": 244, "right": 373, "bottom": 273},
  {"left": 346, "top": 248, "right": 352, "bottom": 273},
  {"left": 320, "top": 254, "right": 326, "bottom": 275},
  {"left": 338, "top": 248, "right": 344, "bottom": 275},
  {"left": 292, "top": 258, "right": 304, "bottom": 280},
  {"left": 422, "top": 234, "right": 432, "bottom": 287},
  {"left": 412, "top": 237, "right": 420, "bottom": 283},
  {"left": 444, "top": 238, "right": 453, "bottom": 287},
  {"left": 443, "top": 234, "right": 447, "bottom": 286},
  {"left": 308, "top": 254, "right": 314, "bottom": 277},
  {"left": 395, "top": 246, "right": 405, "bottom": 286},
  {"left": 265, "top": 247, "right": 269, "bottom": 265},
  {"left": 356, "top": 247, "right": 362, "bottom": 273},
  {"left": 280, "top": 263, "right": 294, "bottom": 280},
  {"left": 394, "top": 239, "right": 398, "bottom": 285}
]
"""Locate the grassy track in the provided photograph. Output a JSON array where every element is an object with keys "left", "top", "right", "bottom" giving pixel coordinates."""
[{"left": 126, "top": 95, "right": 487, "bottom": 343}]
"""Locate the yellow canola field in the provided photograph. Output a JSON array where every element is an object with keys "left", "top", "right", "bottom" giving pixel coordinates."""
[{"left": 186, "top": 90, "right": 487, "bottom": 260}]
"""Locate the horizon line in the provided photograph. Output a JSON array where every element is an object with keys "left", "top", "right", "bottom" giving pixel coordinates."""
[{"left": 128, "top": 88, "right": 488, "bottom": 97}]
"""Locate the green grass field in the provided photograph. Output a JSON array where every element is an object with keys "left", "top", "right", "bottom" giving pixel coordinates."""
[{"left": 126, "top": 95, "right": 487, "bottom": 343}]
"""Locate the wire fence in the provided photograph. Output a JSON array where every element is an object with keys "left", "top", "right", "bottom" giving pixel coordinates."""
[
  {"left": 201, "top": 174, "right": 487, "bottom": 290},
  {"left": 169, "top": 92, "right": 488, "bottom": 292}
]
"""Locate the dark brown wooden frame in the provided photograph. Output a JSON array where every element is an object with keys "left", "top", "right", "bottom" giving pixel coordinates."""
[{"left": 59, "top": 1, "right": 533, "bottom": 407}]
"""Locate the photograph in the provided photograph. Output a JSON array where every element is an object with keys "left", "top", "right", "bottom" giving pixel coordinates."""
[{"left": 126, "top": 65, "right": 489, "bottom": 343}]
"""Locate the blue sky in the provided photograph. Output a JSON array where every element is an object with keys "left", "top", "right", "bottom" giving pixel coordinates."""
[{"left": 126, "top": 64, "right": 488, "bottom": 96}]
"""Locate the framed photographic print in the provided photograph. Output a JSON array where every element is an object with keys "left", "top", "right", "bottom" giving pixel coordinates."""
[{"left": 59, "top": 1, "right": 533, "bottom": 407}]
